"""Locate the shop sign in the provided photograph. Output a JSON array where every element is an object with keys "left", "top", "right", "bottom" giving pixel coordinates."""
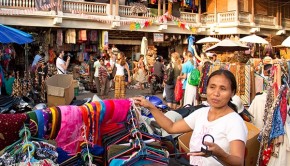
[{"left": 153, "top": 33, "right": 164, "bottom": 42}]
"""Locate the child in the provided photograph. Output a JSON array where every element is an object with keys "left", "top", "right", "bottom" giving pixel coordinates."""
[{"left": 5, "top": 71, "right": 15, "bottom": 96}]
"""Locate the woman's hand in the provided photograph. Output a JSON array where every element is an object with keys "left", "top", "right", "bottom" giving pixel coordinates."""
[
  {"left": 188, "top": 141, "right": 227, "bottom": 158},
  {"left": 132, "top": 96, "right": 155, "bottom": 109}
]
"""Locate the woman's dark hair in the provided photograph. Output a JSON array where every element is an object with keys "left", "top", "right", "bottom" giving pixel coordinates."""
[{"left": 207, "top": 69, "right": 238, "bottom": 112}]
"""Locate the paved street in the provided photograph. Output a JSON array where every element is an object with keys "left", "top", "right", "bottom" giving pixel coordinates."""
[{"left": 76, "top": 87, "right": 163, "bottom": 101}]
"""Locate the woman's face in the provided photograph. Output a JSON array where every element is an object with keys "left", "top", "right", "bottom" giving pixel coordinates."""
[
  {"left": 100, "top": 60, "right": 104, "bottom": 66},
  {"left": 117, "top": 54, "right": 122, "bottom": 60},
  {"left": 206, "top": 74, "right": 234, "bottom": 109}
]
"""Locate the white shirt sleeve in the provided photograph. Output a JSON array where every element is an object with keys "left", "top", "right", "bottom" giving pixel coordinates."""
[{"left": 226, "top": 114, "right": 248, "bottom": 144}]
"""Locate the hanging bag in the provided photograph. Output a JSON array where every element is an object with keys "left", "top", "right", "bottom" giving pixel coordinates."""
[
  {"left": 174, "top": 79, "right": 183, "bottom": 102},
  {"left": 164, "top": 63, "right": 174, "bottom": 85},
  {"left": 188, "top": 69, "right": 200, "bottom": 86}
]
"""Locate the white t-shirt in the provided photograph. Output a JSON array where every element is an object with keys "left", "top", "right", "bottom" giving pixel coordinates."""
[
  {"left": 184, "top": 107, "right": 248, "bottom": 166},
  {"left": 248, "top": 93, "right": 267, "bottom": 130},
  {"left": 115, "top": 63, "right": 125, "bottom": 76},
  {"left": 94, "top": 60, "right": 100, "bottom": 77},
  {"left": 56, "top": 57, "right": 66, "bottom": 74}
]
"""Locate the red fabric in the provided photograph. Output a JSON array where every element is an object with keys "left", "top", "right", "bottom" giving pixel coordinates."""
[
  {"left": 0, "top": 114, "right": 27, "bottom": 150},
  {"left": 174, "top": 79, "right": 183, "bottom": 102},
  {"left": 280, "top": 89, "right": 287, "bottom": 125},
  {"left": 262, "top": 144, "right": 273, "bottom": 166},
  {"left": 102, "top": 100, "right": 115, "bottom": 124}
]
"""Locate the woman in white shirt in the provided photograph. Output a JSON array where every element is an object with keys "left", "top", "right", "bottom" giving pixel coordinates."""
[
  {"left": 56, "top": 51, "right": 70, "bottom": 74},
  {"left": 114, "top": 52, "right": 131, "bottom": 98},
  {"left": 134, "top": 69, "right": 248, "bottom": 166}
]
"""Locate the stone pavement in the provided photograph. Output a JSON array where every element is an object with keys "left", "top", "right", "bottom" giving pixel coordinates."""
[{"left": 76, "top": 87, "right": 163, "bottom": 101}]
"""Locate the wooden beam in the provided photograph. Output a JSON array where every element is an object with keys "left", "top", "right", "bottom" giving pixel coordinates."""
[
  {"left": 110, "top": 0, "right": 113, "bottom": 15},
  {"left": 163, "top": 0, "right": 166, "bottom": 15},
  {"left": 251, "top": 0, "right": 254, "bottom": 23},
  {"left": 168, "top": 2, "right": 172, "bottom": 15},
  {"left": 158, "top": 0, "right": 161, "bottom": 16},
  {"left": 115, "top": 0, "right": 119, "bottom": 16}
]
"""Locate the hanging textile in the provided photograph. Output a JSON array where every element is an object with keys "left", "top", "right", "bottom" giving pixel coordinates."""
[
  {"left": 65, "top": 29, "right": 76, "bottom": 44},
  {"left": 90, "top": 30, "right": 98, "bottom": 42},
  {"left": 256, "top": 85, "right": 286, "bottom": 165},
  {"left": 56, "top": 29, "right": 63, "bottom": 46},
  {"left": 187, "top": 35, "right": 195, "bottom": 55},
  {"left": 49, "top": 33, "right": 55, "bottom": 47},
  {"left": 78, "top": 30, "right": 87, "bottom": 41},
  {"left": 0, "top": 114, "right": 27, "bottom": 150},
  {"left": 102, "top": 31, "right": 108, "bottom": 50}
]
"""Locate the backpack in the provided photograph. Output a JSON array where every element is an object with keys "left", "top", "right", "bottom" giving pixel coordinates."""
[
  {"left": 188, "top": 68, "right": 200, "bottom": 86},
  {"left": 163, "top": 63, "right": 174, "bottom": 85}
]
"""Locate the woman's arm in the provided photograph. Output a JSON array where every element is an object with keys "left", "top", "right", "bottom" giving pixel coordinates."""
[
  {"left": 191, "top": 140, "right": 245, "bottom": 166},
  {"left": 125, "top": 63, "right": 131, "bottom": 82},
  {"left": 191, "top": 45, "right": 202, "bottom": 62},
  {"left": 133, "top": 97, "right": 192, "bottom": 134},
  {"left": 218, "top": 140, "right": 245, "bottom": 166}
]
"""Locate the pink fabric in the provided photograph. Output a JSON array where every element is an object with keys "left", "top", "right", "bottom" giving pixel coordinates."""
[
  {"left": 55, "top": 106, "right": 83, "bottom": 154},
  {"left": 111, "top": 99, "right": 131, "bottom": 123},
  {"left": 103, "top": 100, "right": 115, "bottom": 124},
  {"left": 255, "top": 75, "right": 264, "bottom": 93}
]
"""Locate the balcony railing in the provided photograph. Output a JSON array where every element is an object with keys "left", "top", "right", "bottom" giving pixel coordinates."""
[
  {"left": 254, "top": 14, "right": 275, "bottom": 26},
  {"left": 0, "top": 0, "right": 35, "bottom": 8},
  {"left": 180, "top": 12, "right": 198, "bottom": 23},
  {"left": 119, "top": 5, "right": 152, "bottom": 18},
  {"left": 218, "top": 11, "right": 236, "bottom": 23},
  {"left": 63, "top": 1, "right": 107, "bottom": 15},
  {"left": 201, "top": 14, "right": 215, "bottom": 24},
  {"left": 239, "top": 12, "right": 251, "bottom": 23},
  {"left": 0, "top": 0, "right": 285, "bottom": 30},
  {"left": 282, "top": 18, "right": 290, "bottom": 28}
]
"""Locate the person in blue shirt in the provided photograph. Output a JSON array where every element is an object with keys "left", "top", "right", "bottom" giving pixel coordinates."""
[{"left": 177, "top": 51, "right": 197, "bottom": 106}]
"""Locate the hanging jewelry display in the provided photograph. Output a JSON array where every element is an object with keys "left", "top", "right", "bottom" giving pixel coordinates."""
[
  {"left": 34, "top": 69, "right": 39, "bottom": 91},
  {"left": 12, "top": 71, "right": 21, "bottom": 97},
  {"left": 40, "top": 70, "right": 46, "bottom": 102},
  {"left": 27, "top": 71, "right": 32, "bottom": 93},
  {"left": 22, "top": 71, "right": 28, "bottom": 97}
]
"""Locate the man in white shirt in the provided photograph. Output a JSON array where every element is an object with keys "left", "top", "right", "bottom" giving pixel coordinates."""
[
  {"left": 56, "top": 51, "right": 70, "bottom": 74},
  {"left": 94, "top": 56, "right": 101, "bottom": 94}
]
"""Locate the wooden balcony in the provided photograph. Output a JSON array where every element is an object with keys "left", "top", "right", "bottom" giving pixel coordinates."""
[
  {"left": 63, "top": 1, "right": 107, "bottom": 15},
  {"left": 119, "top": 5, "right": 153, "bottom": 18},
  {"left": 254, "top": 14, "right": 276, "bottom": 27},
  {"left": 180, "top": 12, "right": 198, "bottom": 23},
  {"left": 201, "top": 14, "right": 215, "bottom": 24},
  {"left": 282, "top": 18, "right": 290, "bottom": 29},
  {"left": 0, "top": 0, "right": 35, "bottom": 8},
  {"left": 0, "top": 0, "right": 285, "bottom": 33},
  {"left": 218, "top": 11, "right": 236, "bottom": 23}
]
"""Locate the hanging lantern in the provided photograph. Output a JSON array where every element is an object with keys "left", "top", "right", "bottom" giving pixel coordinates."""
[
  {"left": 129, "top": 23, "right": 135, "bottom": 31},
  {"left": 136, "top": 22, "right": 141, "bottom": 30}
]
